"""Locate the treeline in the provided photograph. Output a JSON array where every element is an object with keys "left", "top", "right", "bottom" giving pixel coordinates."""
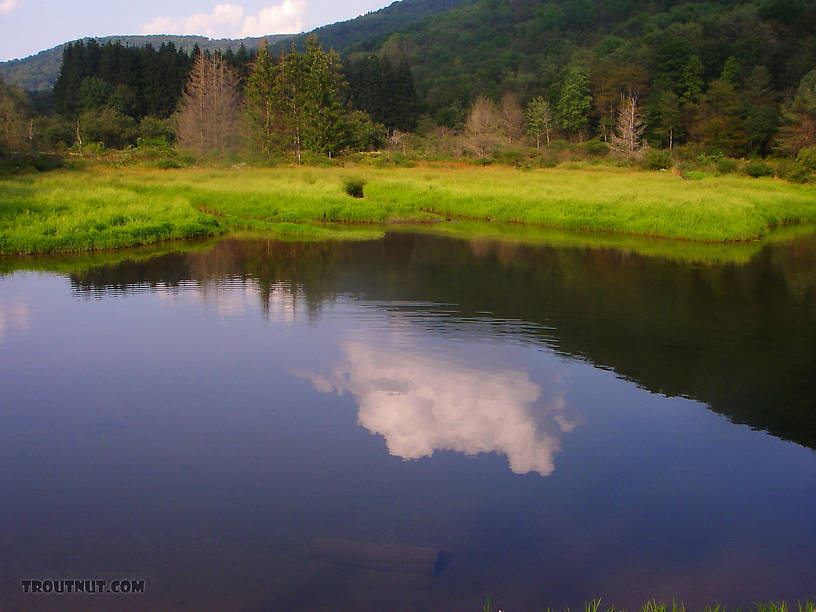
[
  {"left": 373, "top": 0, "right": 816, "bottom": 157},
  {"left": 1, "top": 0, "right": 815, "bottom": 170},
  {"left": 0, "top": 35, "right": 422, "bottom": 157},
  {"left": 175, "top": 36, "right": 421, "bottom": 159}
]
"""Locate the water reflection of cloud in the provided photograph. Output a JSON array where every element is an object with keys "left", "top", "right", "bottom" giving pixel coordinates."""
[
  {"left": 299, "top": 341, "right": 581, "bottom": 476},
  {"left": 0, "top": 298, "right": 31, "bottom": 344}
]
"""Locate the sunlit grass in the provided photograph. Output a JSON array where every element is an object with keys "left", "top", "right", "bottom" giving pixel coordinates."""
[
  {"left": 480, "top": 598, "right": 815, "bottom": 612},
  {"left": 1, "top": 165, "right": 815, "bottom": 254}
]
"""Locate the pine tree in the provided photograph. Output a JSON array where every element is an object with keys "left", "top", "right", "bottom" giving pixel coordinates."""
[
  {"left": 679, "top": 55, "right": 704, "bottom": 105},
  {"left": 777, "top": 69, "right": 816, "bottom": 154},
  {"left": 243, "top": 41, "right": 283, "bottom": 156},
  {"left": 301, "top": 36, "right": 346, "bottom": 156},
  {"left": 176, "top": 52, "right": 240, "bottom": 156}
]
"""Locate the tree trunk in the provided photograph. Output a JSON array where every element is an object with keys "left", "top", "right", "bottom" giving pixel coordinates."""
[{"left": 75, "top": 118, "right": 83, "bottom": 157}]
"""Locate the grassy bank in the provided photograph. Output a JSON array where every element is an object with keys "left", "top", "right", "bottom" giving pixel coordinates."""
[{"left": 1, "top": 164, "right": 815, "bottom": 254}]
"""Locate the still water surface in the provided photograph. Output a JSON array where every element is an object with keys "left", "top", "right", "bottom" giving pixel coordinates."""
[{"left": 1, "top": 230, "right": 814, "bottom": 611}]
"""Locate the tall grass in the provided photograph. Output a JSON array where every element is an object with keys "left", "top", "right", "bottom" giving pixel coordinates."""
[
  {"left": 478, "top": 599, "right": 814, "bottom": 612},
  {"left": 1, "top": 165, "right": 815, "bottom": 254}
]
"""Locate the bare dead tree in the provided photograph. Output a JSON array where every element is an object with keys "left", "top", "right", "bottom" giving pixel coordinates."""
[
  {"left": 465, "top": 95, "right": 501, "bottom": 158},
  {"left": 177, "top": 53, "right": 240, "bottom": 156},
  {"left": 610, "top": 91, "right": 645, "bottom": 160},
  {"left": 499, "top": 91, "right": 526, "bottom": 145},
  {"left": 387, "top": 128, "right": 406, "bottom": 157}
]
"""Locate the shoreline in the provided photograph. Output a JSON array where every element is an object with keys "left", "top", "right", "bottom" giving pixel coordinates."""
[{"left": 2, "top": 165, "right": 815, "bottom": 255}]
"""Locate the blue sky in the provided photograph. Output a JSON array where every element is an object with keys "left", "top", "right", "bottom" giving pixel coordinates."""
[{"left": 0, "top": 0, "right": 394, "bottom": 61}]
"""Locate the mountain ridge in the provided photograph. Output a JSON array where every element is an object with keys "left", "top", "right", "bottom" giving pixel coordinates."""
[{"left": 0, "top": 0, "right": 473, "bottom": 92}]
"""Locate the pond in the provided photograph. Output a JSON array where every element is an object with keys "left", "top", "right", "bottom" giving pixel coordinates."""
[{"left": 1, "top": 228, "right": 814, "bottom": 611}]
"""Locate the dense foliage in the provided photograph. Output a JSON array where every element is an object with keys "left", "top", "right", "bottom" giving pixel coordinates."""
[
  {"left": 1, "top": 0, "right": 815, "bottom": 166},
  {"left": 374, "top": 0, "right": 816, "bottom": 154}
]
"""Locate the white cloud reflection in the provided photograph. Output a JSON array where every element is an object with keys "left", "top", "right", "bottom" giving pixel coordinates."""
[
  {"left": 299, "top": 341, "right": 582, "bottom": 476},
  {"left": 0, "top": 297, "right": 31, "bottom": 344},
  {"left": 0, "top": 0, "right": 20, "bottom": 15}
]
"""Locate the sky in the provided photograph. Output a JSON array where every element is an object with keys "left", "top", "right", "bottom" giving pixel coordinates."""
[{"left": 0, "top": 0, "right": 395, "bottom": 61}]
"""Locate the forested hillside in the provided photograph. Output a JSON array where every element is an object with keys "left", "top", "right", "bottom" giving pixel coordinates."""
[
  {"left": 1, "top": 0, "right": 815, "bottom": 165},
  {"left": 365, "top": 0, "right": 816, "bottom": 151}
]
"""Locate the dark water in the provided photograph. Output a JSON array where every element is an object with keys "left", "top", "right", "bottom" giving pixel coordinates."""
[{"left": 1, "top": 230, "right": 814, "bottom": 611}]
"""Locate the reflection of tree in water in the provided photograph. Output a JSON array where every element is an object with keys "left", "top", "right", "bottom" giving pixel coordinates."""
[{"left": 68, "top": 231, "right": 816, "bottom": 450}]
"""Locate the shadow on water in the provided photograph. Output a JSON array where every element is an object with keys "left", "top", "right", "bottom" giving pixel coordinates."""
[
  {"left": 2, "top": 225, "right": 816, "bottom": 610},
  {"left": 6, "top": 225, "right": 813, "bottom": 451}
]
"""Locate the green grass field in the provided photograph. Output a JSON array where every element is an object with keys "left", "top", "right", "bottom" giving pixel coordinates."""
[{"left": 1, "top": 164, "right": 815, "bottom": 255}]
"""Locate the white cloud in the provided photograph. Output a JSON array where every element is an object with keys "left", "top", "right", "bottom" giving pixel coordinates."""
[
  {"left": 240, "top": 1, "right": 306, "bottom": 36},
  {"left": 298, "top": 341, "right": 582, "bottom": 477},
  {"left": 141, "top": 1, "right": 306, "bottom": 38},
  {"left": 0, "top": 0, "right": 20, "bottom": 15}
]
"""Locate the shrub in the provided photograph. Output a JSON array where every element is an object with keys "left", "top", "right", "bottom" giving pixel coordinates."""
[
  {"left": 796, "top": 146, "right": 816, "bottom": 172},
  {"left": 31, "top": 154, "right": 64, "bottom": 172},
  {"left": 534, "top": 154, "right": 558, "bottom": 168},
  {"left": 149, "top": 157, "right": 183, "bottom": 170},
  {"left": 582, "top": 139, "right": 609, "bottom": 157},
  {"left": 546, "top": 139, "right": 572, "bottom": 153},
  {"left": 343, "top": 177, "right": 366, "bottom": 198},
  {"left": 715, "top": 158, "right": 738, "bottom": 175},
  {"left": 644, "top": 149, "right": 672, "bottom": 170},
  {"left": 138, "top": 116, "right": 174, "bottom": 144},
  {"left": 492, "top": 149, "right": 526, "bottom": 167},
  {"left": 784, "top": 162, "right": 811, "bottom": 183},
  {"left": 743, "top": 162, "right": 774, "bottom": 178}
]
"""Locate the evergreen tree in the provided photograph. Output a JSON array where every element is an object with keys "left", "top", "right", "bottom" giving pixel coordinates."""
[
  {"left": 650, "top": 89, "right": 681, "bottom": 149},
  {"left": 558, "top": 66, "right": 592, "bottom": 139},
  {"left": 694, "top": 78, "right": 749, "bottom": 155},
  {"left": 301, "top": 36, "right": 347, "bottom": 156},
  {"left": 742, "top": 65, "right": 778, "bottom": 155},
  {"left": 778, "top": 69, "right": 816, "bottom": 154},
  {"left": 679, "top": 56, "right": 704, "bottom": 105},
  {"left": 243, "top": 41, "right": 283, "bottom": 156}
]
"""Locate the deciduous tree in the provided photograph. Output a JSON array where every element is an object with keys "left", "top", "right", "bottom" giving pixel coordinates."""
[
  {"left": 610, "top": 91, "right": 645, "bottom": 160},
  {"left": 0, "top": 79, "right": 30, "bottom": 155},
  {"left": 526, "top": 96, "right": 553, "bottom": 150},
  {"left": 558, "top": 66, "right": 592, "bottom": 140},
  {"left": 499, "top": 91, "right": 525, "bottom": 144},
  {"left": 465, "top": 95, "right": 500, "bottom": 157}
]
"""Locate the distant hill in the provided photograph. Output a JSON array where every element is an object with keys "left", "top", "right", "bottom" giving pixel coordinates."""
[
  {"left": 0, "top": 0, "right": 473, "bottom": 92},
  {"left": 269, "top": 0, "right": 474, "bottom": 56},
  {"left": 0, "top": 35, "right": 289, "bottom": 92}
]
